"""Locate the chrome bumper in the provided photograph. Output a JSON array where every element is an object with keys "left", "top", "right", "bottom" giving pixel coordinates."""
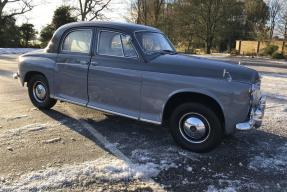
[
  {"left": 13, "top": 72, "right": 23, "bottom": 86},
  {"left": 13, "top": 72, "right": 19, "bottom": 79},
  {"left": 236, "top": 96, "right": 266, "bottom": 131}
]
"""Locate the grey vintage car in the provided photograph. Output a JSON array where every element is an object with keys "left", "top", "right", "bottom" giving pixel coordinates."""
[{"left": 14, "top": 22, "right": 266, "bottom": 152}]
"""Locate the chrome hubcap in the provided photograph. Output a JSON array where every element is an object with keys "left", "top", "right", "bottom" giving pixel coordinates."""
[
  {"left": 179, "top": 113, "right": 210, "bottom": 143},
  {"left": 33, "top": 82, "right": 47, "bottom": 102}
]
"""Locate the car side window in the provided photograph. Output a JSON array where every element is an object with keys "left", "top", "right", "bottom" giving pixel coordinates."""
[
  {"left": 121, "top": 35, "right": 137, "bottom": 57},
  {"left": 98, "top": 31, "right": 137, "bottom": 58},
  {"left": 62, "top": 29, "right": 92, "bottom": 54}
]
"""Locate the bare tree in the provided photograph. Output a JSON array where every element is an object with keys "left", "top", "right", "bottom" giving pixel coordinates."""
[
  {"left": 278, "top": 2, "right": 287, "bottom": 53},
  {"left": 77, "top": 0, "right": 111, "bottom": 21},
  {"left": 132, "top": 0, "right": 149, "bottom": 25},
  {"left": 125, "top": 0, "right": 138, "bottom": 23},
  {"left": 244, "top": 0, "right": 269, "bottom": 40},
  {"left": 191, "top": 0, "right": 240, "bottom": 54},
  {"left": 152, "top": 0, "right": 164, "bottom": 26},
  {"left": 131, "top": 0, "right": 165, "bottom": 27},
  {"left": 268, "top": 0, "right": 282, "bottom": 40},
  {"left": 0, "top": 0, "right": 34, "bottom": 20}
]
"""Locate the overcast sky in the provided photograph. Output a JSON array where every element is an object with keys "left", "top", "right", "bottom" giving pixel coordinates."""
[{"left": 15, "top": 0, "right": 130, "bottom": 32}]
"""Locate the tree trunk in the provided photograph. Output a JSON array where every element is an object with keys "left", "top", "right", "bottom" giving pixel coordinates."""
[
  {"left": 269, "top": 23, "right": 274, "bottom": 40},
  {"left": 206, "top": 42, "right": 211, "bottom": 54},
  {"left": 205, "top": 36, "right": 213, "bottom": 54},
  {"left": 283, "top": 22, "right": 287, "bottom": 54}
]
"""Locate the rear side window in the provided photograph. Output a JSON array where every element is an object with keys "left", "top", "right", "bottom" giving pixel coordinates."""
[
  {"left": 98, "top": 31, "right": 137, "bottom": 58},
  {"left": 62, "top": 29, "right": 92, "bottom": 53}
]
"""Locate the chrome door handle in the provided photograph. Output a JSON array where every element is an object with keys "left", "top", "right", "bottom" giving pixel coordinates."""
[
  {"left": 79, "top": 60, "right": 89, "bottom": 64},
  {"left": 91, "top": 61, "right": 98, "bottom": 66}
]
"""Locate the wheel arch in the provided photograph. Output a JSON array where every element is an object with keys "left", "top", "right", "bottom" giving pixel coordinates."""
[
  {"left": 162, "top": 91, "right": 225, "bottom": 131},
  {"left": 24, "top": 71, "right": 47, "bottom": 85}
]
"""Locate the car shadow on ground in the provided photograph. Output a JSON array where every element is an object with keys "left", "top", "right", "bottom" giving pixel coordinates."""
[{"left": 41, "top": 106, "right": 287, "bottom": 191}]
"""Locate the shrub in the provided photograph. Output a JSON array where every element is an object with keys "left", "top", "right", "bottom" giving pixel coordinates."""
[
  {"left": 263, "top": 45, "right": 279, "bottom": 56},
  {"left": 272, "top": 52, "right": 285, "bottom": 59}
]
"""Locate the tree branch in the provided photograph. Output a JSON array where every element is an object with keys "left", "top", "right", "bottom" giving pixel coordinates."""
[
  {"left": 77, "top": 0, "right": 111, "bottom": 21},
  {"left": 0, "top": 0, "right": 34, "bottom": 19}
]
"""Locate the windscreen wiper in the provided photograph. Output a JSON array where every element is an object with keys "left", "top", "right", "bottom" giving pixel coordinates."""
[{"left": 160, "top": 50, "right": 177, "bottom": 55}]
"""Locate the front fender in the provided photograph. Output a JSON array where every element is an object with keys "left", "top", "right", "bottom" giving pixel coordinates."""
[
  {"left": 160, "top": 80, "right": 251, "bottom": 135},
  {"left": 19, "top": 53, "right": 57, "bottom": 95}
]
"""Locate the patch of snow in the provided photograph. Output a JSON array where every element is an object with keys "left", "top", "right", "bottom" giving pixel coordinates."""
[
  {"left": 263, "top": 101, "right": 287, "bottom": 122},
  {"left": 261, "top": 75, "right": 287, "bottom": 101},
  {"left": 207, "top": 185, "right": 237, "bottom": 192},
  {"left": 186, "top": 166, "right": 193, "bottom": 172},
  {"left": 178, "top": 150, "right": 201, "bottom": 161},
  {"left": 42, "top": 137, "right": 62, "bottom": 144},
  {"left": 207, "top": 172, "right": 265, "bottom": 192},
  {"left": 6, "top": 115, "right": 28, "bottom": 121},
  {"left": 131, "top": 149, "right": 154, "bottom": 162},
  {"left": 248, "top": 143, "right": 287, "bottom": 172},
  {"left": 265, "top": 93, "right": 287, "bottom": 101},
  {"left": 7, "top": 123, "right": 48, "bottom": 136},
  {"left": 0, "top": 48, "right": 38, "bottom": 55},
  {"left": 261, "top": 73, "right": 287, "bottom": 79},
  {"left": 0, "top": 122, "right": 63, "bottom": 140},
  {"left": 206, "top": 179, "right": 261, "bottom": 192},
  {"left": 212, "top": 173, "right": 229, "bottom": 179},
  {"left": 192, "top": 54, "right": 230, "bottom": 58},
  {"left": 0, "top": 155, "right": 163, "bottom": 191},
  {"left": 130, "top": 148, "right": 181, "bottom": 173}
]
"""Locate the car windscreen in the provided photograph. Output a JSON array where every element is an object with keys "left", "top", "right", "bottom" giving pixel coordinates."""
[{"left": 135, "top": 32, "right": 175, "bottom": 54}]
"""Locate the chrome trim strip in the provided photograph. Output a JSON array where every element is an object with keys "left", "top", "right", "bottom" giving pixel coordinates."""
[
  {"left": 140, "top": 118, "right": 161, "bottom": 125},
  {"left": 52, "top": 96, "right": 87, "bottom": 106},
  {"left": 56, "top": 63, "right": 89, "bottom": 68},
  {"left": 52, "top": 96, "right": 161, "bottom": 125},
  {"left": 120, "top": 33, "right": 125, "bottom": 56},
  {"left": 87, "top": 104, "right": 138, "bottom": 120}
]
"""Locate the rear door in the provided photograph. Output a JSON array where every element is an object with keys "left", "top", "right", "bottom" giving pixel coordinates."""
[
  {"left": 87, "top": 29, "right": 142, "bottom": 118},
  {"left": 54, "top": 28, "right": 93, "bottom": 105}
]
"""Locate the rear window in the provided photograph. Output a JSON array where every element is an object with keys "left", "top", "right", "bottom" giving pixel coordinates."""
[{"left": 62, "top": 29, "right": 92, "bottom": 53}]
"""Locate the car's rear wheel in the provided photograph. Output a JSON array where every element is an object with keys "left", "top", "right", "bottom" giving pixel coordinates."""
[
  {"left": 27, "top": 74, "right": 57, "bottom": 109},
  {"left": 169, "top": 103, "right": 223, "bottom": 153}
]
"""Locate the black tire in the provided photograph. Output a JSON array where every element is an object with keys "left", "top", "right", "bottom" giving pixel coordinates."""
[
  {"left": 27, "top": 74, "right": 57, "bottom": 109},
  {"left": 169, "top": 103, "right": 223, "bottom": 153}
]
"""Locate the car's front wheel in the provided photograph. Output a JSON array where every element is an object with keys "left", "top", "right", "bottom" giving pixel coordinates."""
[
  {"left": 169, "top": 103, "right": 223, "bottom": 153},
  {"left": 27, "top": 74, "right": 57, "bottom": 109}
]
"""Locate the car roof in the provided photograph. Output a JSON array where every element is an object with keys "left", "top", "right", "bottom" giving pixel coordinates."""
[
  {"left": 59, "top": 21, "right": 160, "bottom": 33},
  {"left": 46, "top": 21, "right": 161, "bottom": 53}
]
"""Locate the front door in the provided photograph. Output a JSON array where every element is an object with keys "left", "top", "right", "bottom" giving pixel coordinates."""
[
  {"left": 88, "top": 29, "right": 141, "bottom": 118},
  {"left": 54, "top": 28, "right": 93, "bottom": 105}
]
